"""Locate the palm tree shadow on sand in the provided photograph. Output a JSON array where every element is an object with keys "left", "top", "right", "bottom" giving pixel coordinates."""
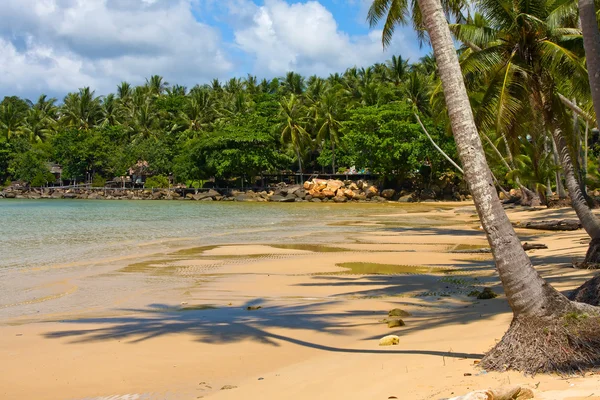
[{"left": 43, "top": 299, "right": 484, "bottom": 359}]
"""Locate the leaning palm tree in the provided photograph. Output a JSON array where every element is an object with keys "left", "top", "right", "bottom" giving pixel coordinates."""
[
  {"left": 277, "top": 94, "right": 311, "bottom": 181},
  {"left": 369, "top": 0, "right": 600, "bottom": 374},
  {"left": 453, "top": 0, "right": 600, "bottom": 262}
]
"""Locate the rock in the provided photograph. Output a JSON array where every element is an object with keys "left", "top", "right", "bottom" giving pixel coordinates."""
[
  {"left": 371, "top": 195, "right": 386, "bottom": 202},
  {"left": 303, "top": 181, "right": 314, "bottom": 190},
  {"left": 293, "top": 188, "right": 307, "bottom": 199},
  {"left": 322, "top": 189, "right": 335, "bottom": 198},
  {"left": 269, "top": 194, "right": 286, "bottom": 202},
  {"left": 379, "top": 335, "right": 400, "bottom": 346},
  {"left": 278, "top": 197, "right": 296, "bottom": 203},
  {"left": 386, "top": 318, "right": 405, "bottom": 328},
  {"left": 348, "top": 182, "right": 359, "bottom": 191},
  {"left": 326, "top": 180, "right": 345, "bottom": 192},
  {"left": 477, "top": 287, "right": 498, "bottom": 300},
  {"left": 398, "top": 193, "right": 415, "bottom": 203},
  {"left": 354, "top": 194, "right": 367, "bottom": 201},
  {"left": 5, "top": 192, "right": 16, "bottom": 199},
  {"left": 499, "top": 191, "right": 507, "bottom": 200},
  {"left": 333, "top": 196, "right": 348, "bottom": 203},
  {"left": 305, "top": 195, "right": 313, "bottom": 201},
  {"left": 247, "top": 306, "right": 262, "bottom": 311},
  {"left": 220, "top": 385, "right": 237, "bottom": 390},
  {"left": 200, "top": 197, "right": 214, "bottom": 201},
  {"left": 63, "top": 193, "right": 78, "bottom": 199},
  {"left": 343, "top": 189, "right": 355, "bottom": 199},
  {"left": 490, "top": 386, "right": 535, "bottom": 400},
  {"left": 314, "top": 179, "right": 328, "bottom": 191},
  {"left": 420, "top": 188, "right": 437, "bottom": 200},
  {"left": 310, "top": 198, "right": 322, "bottom": 203},
  {"left": 366, "top": 185, "right": 379, "bottom": 198},
  {"left": 381, "top": 189, "right": 396, "bottom": 199},
  {"left": 235, "top": 194, "right": 258, "bottom": 202},
  {"left": 447, "top": 390, "right": 493, "bottom": 400},
  {"left": 388, "top": 308, "right": 412, "bottom": 317}
]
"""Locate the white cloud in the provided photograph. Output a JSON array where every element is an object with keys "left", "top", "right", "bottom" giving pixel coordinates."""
[
  {"left": 233, "top": 0, "right": 420, "bottom": 77},
  {"left": 0, "top": 0, "right": 232, "bottom": 99}
]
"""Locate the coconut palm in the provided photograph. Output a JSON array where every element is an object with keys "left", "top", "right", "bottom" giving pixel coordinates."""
[
  {"left": 369, "top": 0, "right": 600, "bottom": 373},
  {"left": 0, "top": 102, "right": 26, "bottom": 141},
  {"left": 61, "top": 87, "right": 102, "bottom": 130},
  {"left": 281, "top": 72, "right": 306, "bottom": 95},
  {"left": 277, "top": 94, "right": 311, "bottom": 180},
  {"left": 579, "top": 0, "right": 600, "bottom": 122},
  {"left": 313, "top": 90, "right": 345, "bottom": 173},
  {"left": 386, "top": 55, "right": 410, "bottom": 86},
  {"left": 453, "top": 0, "right": 600, "bottom": 260},
  {"left": 19, "top": 107, "right": 55, "bottom": 143},
  {"left": 146, "top": 75, "right": 169, "bottom": 96}
]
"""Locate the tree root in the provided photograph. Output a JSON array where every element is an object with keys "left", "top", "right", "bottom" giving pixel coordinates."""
[
  {"left": 570, "top": 275, "right": 600, "bottom": 306},
  {"left": 480, "top": 311, "right": 600, "bottom": 375}
]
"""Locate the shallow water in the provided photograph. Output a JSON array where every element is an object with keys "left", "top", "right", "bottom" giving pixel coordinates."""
[{"left": 0, "top": 199, "right": 426, "bottom": 271}]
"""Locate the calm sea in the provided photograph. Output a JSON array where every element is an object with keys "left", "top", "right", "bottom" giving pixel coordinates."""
[{"left": 0, "top": 199, "right": 392, "bottom": 270}]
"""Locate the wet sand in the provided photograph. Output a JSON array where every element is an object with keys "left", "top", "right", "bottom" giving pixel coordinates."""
[{"left": 1, "top": 203, "right": 599, "bottom": 399}]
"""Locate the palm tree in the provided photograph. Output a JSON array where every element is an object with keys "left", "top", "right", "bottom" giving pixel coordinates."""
[
  {"left": 146, "top": 75, "right": 169, "bottom": 96},
  {"left": 579, "top": 0, "right": 600, "bottom": 123},
  {"left": 369, "top": 0, "right": 600, "bottom": 373},
  {"left": 0, "top": 102, "right": 26, "bottom": 141},
  {"left": 61, "top": 87, "right": 102, "bottom": 130},
  {"left": 281, "top": 72, "right": 306, "bottom": 95},
  {"left": 386, "top": 55, "right": 410, "bottom": 86},
  {"left": 277, "top": 94, "right": 311, "bottom": 181},
  {"left": 453, "top": 0, "right": 600, "bottom": 260},
  {"left": 19, "top": 107, "right": 55, "bottom": 143},
  {"left": 314, "top": 90, "right": 345, "bottom": 173}
]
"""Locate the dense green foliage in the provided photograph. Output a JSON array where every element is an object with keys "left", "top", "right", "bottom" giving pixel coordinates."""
[{"left": 0, "top": 58, "right": 463, "bottom": 188}]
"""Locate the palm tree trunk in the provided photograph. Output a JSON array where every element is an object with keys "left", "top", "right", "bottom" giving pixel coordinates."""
[
  {"left": 579, "top": 0, "right": 600, "bottom": 124},
  {"left": 296, "top": 147, "right": 303, "bottom": 184},
  {"left": 551, "top": 135, "right": 567, "bottom": 198},
  {"left": 550, "top": 127, "right": 600, "bottom": 262},
  {"left": 417, "top": 0, "right": 596, "bottom": 373},
  {"left": 331, "top": 141, "right": 336, "bottom": 174}
]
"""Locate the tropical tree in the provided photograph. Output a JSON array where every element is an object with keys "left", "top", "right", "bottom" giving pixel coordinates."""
[
  {"left": 61, "top": 88, "right": 102, "bottom": 130},
  {"left": 277, "top": 94, "right": 311, "bottom": 180},
  {"left": 314, "top": 90, "right": 345, "bottom": 173},
  {"left": 579, "top": 0, "right": 600, "bottom": 123},
  {"left": 369, "top": 0, "right": 600, "bottom": 374}
]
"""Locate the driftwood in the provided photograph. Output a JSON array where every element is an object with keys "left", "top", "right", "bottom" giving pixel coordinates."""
[
  {"left": 522, "top": 243, "right": 548, "bottom": 250},
  {"left": 513, "top": 219, "right": 581, "bottom": 231}
]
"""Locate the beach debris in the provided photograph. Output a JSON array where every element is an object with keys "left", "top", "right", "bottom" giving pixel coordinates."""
[
  {"left": 388, "top": 308, "right": 411, "bottom": 317},
  {"left": 513, "top": 219, "right": 581, "bottom": 231},
  {"left": 379, "top": 335, "right": 400, "bottom": 346},
  {"left": 477, "top": 288, "right": 498, "bottom": 300},
  {"left": 258, "top": 377, "right": 264, "bottom": 380},
  {"left": 385, "top": 318, "right": 405, "bottom": 328},
  {"left": 446, "top": 386, "right": 534, "bottom": 400},
  {"left": 220, "top": 385, "right": 237, "bottom": 390},
  {"left": 463, "top": 373, "right": 472, "bottom": 376},
  {"left": 522, "top": 243, "right": 547, "bottom": 251},
  {"left": 247, "top": 306, "right": 262, "bottom": 311}
]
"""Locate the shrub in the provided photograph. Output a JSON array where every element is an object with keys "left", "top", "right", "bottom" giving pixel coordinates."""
[
  {"left": 91, "top": 175, "right": 107, "bottom": 188},
  {"left": 144, "top": 175, "right": 170, "bottom": 188},
  {"left": 31, "top": 171, "right": 56, "bottom": 187}
]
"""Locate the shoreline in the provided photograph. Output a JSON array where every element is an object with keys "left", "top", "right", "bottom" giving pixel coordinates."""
[
  {"left": 0, "top": 178, "right": 470, "bottom": 203},
  {"left": 1, "top": 204, "right": 599, "bottom": 399}
]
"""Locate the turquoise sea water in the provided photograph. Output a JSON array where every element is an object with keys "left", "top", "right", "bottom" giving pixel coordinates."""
[{"left": 0, "top": 199, "right": 389, "bottom": 270}]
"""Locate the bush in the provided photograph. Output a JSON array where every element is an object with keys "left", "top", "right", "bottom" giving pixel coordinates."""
[
  {"left": 30, "top": 171, "right": 56, "bottom": 187},
  {"left": 91, "top": 175, "right": 107, "bottom": 188},
  {"left": 144, "top": 175, "right": 170, "bottom": 188}
]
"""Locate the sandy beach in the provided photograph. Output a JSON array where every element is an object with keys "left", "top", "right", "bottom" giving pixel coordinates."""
[{"left": 2, "top": 202, "right": 600, "bottom": 400}]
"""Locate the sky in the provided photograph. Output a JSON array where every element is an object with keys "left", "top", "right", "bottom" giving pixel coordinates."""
[{"left": 0, "top": 0, "right": 428, "bottom": 101}]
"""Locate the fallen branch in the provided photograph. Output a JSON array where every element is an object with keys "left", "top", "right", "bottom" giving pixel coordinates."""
[{"left": 513, "top": 220, "right": 581, "bottom": 231}]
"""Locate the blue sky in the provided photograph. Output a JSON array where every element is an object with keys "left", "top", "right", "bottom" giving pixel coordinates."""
[{"left": 0, "top": 0, "right": 428, "bottom": 100}]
